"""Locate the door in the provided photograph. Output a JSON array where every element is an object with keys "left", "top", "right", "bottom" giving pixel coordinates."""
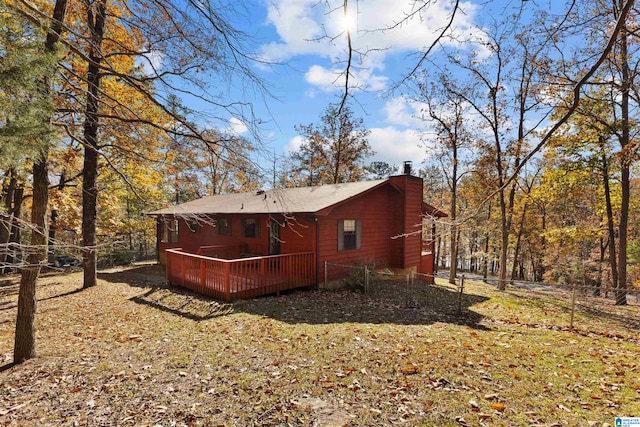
[{"left": 268, "top": 220, "right": 281, "bottom": 255}]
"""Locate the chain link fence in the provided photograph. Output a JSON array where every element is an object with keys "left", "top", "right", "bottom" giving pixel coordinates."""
[
  {"left": 471, "top": 274, "right": 640, "bottom": 330},
  {"left": 323, "top": 262, "right": 469, "bottom": 315},
  {"left": 323, "top": 262, "right": 640, "bottom": 335}
]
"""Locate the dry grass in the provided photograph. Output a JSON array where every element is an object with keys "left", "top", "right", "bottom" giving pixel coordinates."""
[{"left": 1, "top": 264, "right": 639, "bottom": 426}]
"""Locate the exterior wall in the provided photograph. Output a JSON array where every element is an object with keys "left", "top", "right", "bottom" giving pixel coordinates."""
[
  {"left": 317, "top": 184, "right": 405, "bottom": 279},
  {"left": 278, "top": 216, "right": 316, "bottom": 254},
  {"left": 157, "top": 213, "right": 315, "bottom": 265},
  {"left": 388, "top": 175, "right": 424, "bottom": 270}
]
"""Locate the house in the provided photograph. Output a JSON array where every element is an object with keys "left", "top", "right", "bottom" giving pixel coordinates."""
[{"left": 149, "top": 171, "right": 446, "bottom": 301}]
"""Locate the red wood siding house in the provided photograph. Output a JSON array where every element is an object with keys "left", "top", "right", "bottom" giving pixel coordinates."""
[{"left": 149, "top": 174, "right": 446, "bottom": 300}]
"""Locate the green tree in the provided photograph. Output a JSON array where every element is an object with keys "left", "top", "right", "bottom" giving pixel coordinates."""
[
  {"left": 0, "top": 0, "right": 68, "bottom": 363},
  {"left": 290, "top": 103, "right": 373, "bottom": 185},
  {"left": 366, "top": 161, "right": 399, "bottom": 179}
]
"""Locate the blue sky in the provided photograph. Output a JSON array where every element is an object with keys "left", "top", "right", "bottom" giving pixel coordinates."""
[{"left": 208, "top": 0, "right": 527, "bottom": 173}]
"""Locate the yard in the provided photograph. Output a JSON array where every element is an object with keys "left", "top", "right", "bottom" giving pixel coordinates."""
[{"left": 1, "top": 264, "right": 638, "bottom": 426}]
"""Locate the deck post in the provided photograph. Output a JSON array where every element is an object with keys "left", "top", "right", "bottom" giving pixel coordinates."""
[
  {"left": 260, "top": 257, "right": 268, "bottom": 294},
  {"left": 180, "top": 252, "right": 185, "bottom": 286},
  {"left": 165, "top": 251, "right": 171, "bottom": 284},
  {"left": 200, "top": 257, "right": 206, "bottom": 295},
  {"left": 224, "top": 262, "right": 230, "bottom": 302}
]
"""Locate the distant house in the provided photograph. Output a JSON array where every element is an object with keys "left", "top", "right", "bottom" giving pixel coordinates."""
[{"left": 149, "top": 172, "right": 446, "bottom": 301}]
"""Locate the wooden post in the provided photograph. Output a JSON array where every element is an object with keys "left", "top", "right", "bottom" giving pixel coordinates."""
[
  {"left": 457, "top": 275, "right": 465, "bottom": 315},
  {"left": 224, "top": 262, "right": 230, "bottom": 302},
  {"left": 180, "top": 252, "right": 185, "bottom": 286},
  {"left": 200, "top": 257, "right": 206, "bottom": 295},
  {"left": 324, "top": 261, "right": 328, "bottom": 289}
]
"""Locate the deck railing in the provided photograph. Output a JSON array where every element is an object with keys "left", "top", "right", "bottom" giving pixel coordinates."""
[
  {"left": 197, "top": 244, "right": 247, "bottom": 259},
  {"left": 165, "top": 248, "right": 316, "bottom": 301}
]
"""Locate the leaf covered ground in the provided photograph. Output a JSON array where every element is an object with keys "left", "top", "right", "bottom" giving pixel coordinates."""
[{"left": 1, "top": 264, "right": 639, "bottom": 426}]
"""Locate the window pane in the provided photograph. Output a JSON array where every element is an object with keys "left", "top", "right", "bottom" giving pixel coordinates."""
[
  {"left": 340, "top": 219, "right": 358, "bottom": 250},
  {"left": 170, "top": 220, "right": 179, "bottom": 243},
  {"left": 344, "top": 232, "right": 357, "bottom": 250},
  {"left": 344, "top": 219, "right": 356, "bottom": 232},
  {"left": 217, "top": 218, "right": 230, "bottom": 236},
  {"left": 160, "top": 220, "right": 168, "bottom": 242},
  {"left": 243, "top": 219, "right": 257, "bottom": 238}
]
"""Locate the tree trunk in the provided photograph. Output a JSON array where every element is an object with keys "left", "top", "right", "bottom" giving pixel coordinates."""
[
  {"left": 497, "top": 188, "right": 509, "bottom": 290},
  {"left": 14, "top": 153, "right": 49, "bottom": 363},
  {"left": 601, "top": 150, "right": 618, "bottom": 295},
  {"left": 448, "top": 143, "right": 458, "bottom": 284},
  {"left": 538, "top": 205, "right": 546, "bottom": 281},
  {"left": 616, "top": 5, "right": 629, "bottom": 305},
  {"left": 596, "top": 235, "right": 605, "bottom": 297},
  {"left": 48, "top": 209, "right": 58, "bottom": 266},
  {"left": 510, "top": 202, "right": 528, "bottom": 280},
  {"left": 82, "top": 0, "right": 106, "bottom": 288},
  {"left": 0, "top": 170, "right": 17, "bottom": 274},
  {"left": 14, "top": 0, "right": 68, "bottom": 364}
]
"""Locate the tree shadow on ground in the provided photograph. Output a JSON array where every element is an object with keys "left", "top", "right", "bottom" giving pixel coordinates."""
[
  {"left": 0, "top": 268, "right": 82, "bottom": 300},
  {"left": 97, "top": 263, "right": 168, "bottom": 288},
  {"left": 575, "top": 302, "right": 640, "bottom": 331},
  {"left": 97, "top": 264, "right": 233, "bottom": 321},
  {"left": 234, "top": 286, "right": 491, "bottom": 330},
  {"left": 0, "top": 286, "right": 84, "bottom": 312},
  {"left": 130, "top": 287, "right": 234, "bottom": 321},
  {"left": 504, "top": 287, "right": 640, "bottom": 332},
  {"left": 98, "top": 263, "right": 490, "bottom": 329},
  {"left": 0, "top": 361, "right": 17, "bottom": 373}
]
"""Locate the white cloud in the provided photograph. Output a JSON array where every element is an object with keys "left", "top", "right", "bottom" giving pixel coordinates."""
[
  {"left": 304, "top": 64, "right": 388, "bottom": 93},
  {"left": 383, "top": 97, "right": 428, "bottom": 127},
  {"left": 139, "top": 49, "right": 165, "bottom": 76},
  {"left": 368, "top": 126, "right": 430, "bottom": 166},
  {"left": 227, "top": 117, "right": 248, "bottom": 135},
  {"left": 284, "top": 135, "right": 305, "bottom": 154},
  {"left": 262, "top": 0, "right": 482, "bottom": 66},
  {"left": 304, "top": 65, "right": 343, "bottom": 92},
  {"left": 261, "top": 0, "right": 328, "bottom": 61}
]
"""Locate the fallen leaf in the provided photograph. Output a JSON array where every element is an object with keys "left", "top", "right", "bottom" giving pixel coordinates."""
[
  {"left": 401, "top": 364, "right": 419, "bottom": 375},
  {"left": 490, "top": 403, "right": 506, "bottom": 412}
]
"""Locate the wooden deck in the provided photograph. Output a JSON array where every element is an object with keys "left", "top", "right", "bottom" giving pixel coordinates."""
[{"left": 165, "top": 248, "right": 316, "bottom": 301}]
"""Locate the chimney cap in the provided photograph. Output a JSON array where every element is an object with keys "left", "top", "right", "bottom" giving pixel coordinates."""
[{"left": 403, "top": 160, "right": 413, "bottom": 175}]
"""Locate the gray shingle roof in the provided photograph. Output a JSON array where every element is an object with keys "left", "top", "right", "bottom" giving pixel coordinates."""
[{"left": 148, "top": 179, "right": 389, "bottom": 216}]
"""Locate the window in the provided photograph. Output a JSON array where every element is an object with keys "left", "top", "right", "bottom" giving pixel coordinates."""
[
  {"left": 161, "top": 219, "right": 178, "bottom": 243},
  {"left": 217, "top": 218, "right": 231, "bottom": 236},
  {"left": 160, "top": 219, "right": 168, "bottom": 243},
  {"left": 169, "top": 219, "right": 179, "bottom": 243},
  {"left": 242, "top": 218, "right": 259, "bottom": 238},
  {"left": 338, "top": 219, "right": 361, "bottom": 251}
]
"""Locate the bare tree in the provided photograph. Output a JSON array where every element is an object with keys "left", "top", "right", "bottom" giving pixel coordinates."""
[{"left": 417, "top": 77, "right": 471, "bottom": 283}]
